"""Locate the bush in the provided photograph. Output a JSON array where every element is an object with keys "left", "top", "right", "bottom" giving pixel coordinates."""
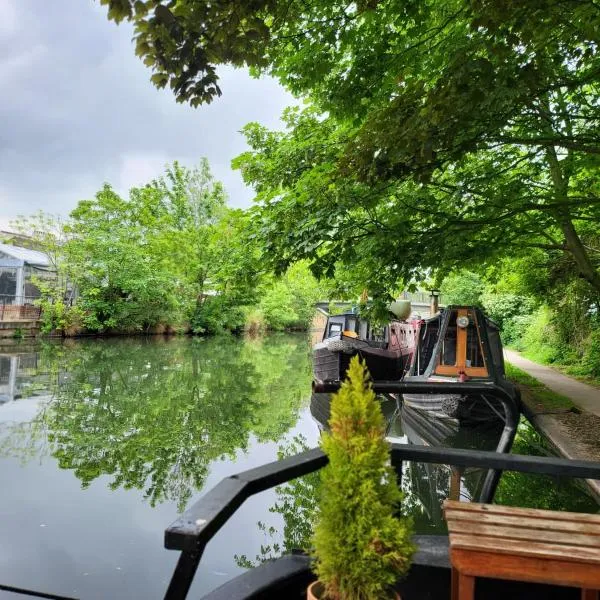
[
  {"left": 519, "top": 306, "right": 563, "bottom": 364},
  {"left": 582, "top": 328, "right": 600, "bottom": 378},
  {"left": 259, "top": 282, "right": 299, "bottom": 330},
  {"left": 244, "top": 308, "right": 267, "bottom": 335},
  {"left": 37, "top": 296, "right": 85, "bottom": 336},
  {"left": 312, "top": 357, "right": 414, "bottom": 599},
  {"left": 190, "top": 295, "right": 246, "bottom": 334}
]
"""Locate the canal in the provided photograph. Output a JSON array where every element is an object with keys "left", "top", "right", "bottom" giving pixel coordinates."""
[{"left": 0, "top": 335, "right": 597, "bottom": 599}]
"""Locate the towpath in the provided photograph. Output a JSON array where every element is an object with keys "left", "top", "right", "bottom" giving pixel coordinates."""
[
  {"left": 504, "top": 349, "right": 600, "bottom": 500},
  {"left": 504, "top": 349, "right": 600, "bottom": 417}
]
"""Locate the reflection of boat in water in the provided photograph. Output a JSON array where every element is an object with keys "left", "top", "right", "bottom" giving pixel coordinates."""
[
  {"left": 312, "top": 302, "right": 419, "bottom": 385},
  {"left": 398, "top": 405, "right": 504, "bottom": 523},
  {"left": 310, "top": 390, "right": 400, "bottom": 433},
  {"left": 403, "top": 306, "right": 517, "bottom": 423}
]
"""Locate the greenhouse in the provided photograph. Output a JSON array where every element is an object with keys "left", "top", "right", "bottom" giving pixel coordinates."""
[{"left": 0, "top": 243, "right": 54, "bottom": 320}]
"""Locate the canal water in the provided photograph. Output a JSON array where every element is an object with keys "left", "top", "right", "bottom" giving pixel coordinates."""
[{"left": 0, "top": 335, "right": 597, "bottom": 599}]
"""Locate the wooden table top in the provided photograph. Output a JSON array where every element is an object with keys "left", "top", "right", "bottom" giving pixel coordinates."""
[{"left": 444, "top": 500, "right": 600, "bottom": 564}]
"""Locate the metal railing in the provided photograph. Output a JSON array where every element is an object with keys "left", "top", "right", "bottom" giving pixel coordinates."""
[
  {"left": 0, "top": 295, "right": 42, "bottom": 321},
  {"left": 162, "top": 440, "right": 600, "bottom": 600}
]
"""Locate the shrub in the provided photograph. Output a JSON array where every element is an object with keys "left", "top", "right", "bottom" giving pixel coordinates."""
[
  {"left": 441, "top": 271, "right": 485, "bottom": 306},
  {"left": 582, "top": 328, "right": 600, "bottom": 378},
  {"left": 312, "top": 356, "right": 414, "bottom": 599},
  {"left": 190, "top": 295, "right": 246, "bottom": 334},
  {"left": 259, "top": 282, "right": 298, "bottom": 330},
  {"left": 520, "top": 306, "right": 562, "bottom": 364}
]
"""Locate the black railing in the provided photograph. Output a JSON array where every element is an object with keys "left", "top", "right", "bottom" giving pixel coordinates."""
[
  {"left": 314, "top": 380, "right": 521, "bottom": 502},
  {"left": 163, "top": 441, "right": 600, "bottom": 600}
]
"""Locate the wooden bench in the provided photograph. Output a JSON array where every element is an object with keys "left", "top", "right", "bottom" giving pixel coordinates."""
[{"left": 443, "top": 500, "right": 600, "bottom": 600}]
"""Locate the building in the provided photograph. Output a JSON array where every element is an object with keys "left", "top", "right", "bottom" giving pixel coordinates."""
[{"left": 0, "top": 244, "right": 54, "bottom": 320}]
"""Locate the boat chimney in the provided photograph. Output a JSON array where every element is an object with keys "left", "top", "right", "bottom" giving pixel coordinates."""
[{"left": 429, "top": 289, "right": 440, "bottom": 316}]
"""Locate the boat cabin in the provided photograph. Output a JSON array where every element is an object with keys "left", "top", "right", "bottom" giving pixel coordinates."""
[
  {"left": 322, "top": 313, "right": 387, "bottom": 346},
  {"left": 411, "top": 306, "right": 504, "bottom": 381}
]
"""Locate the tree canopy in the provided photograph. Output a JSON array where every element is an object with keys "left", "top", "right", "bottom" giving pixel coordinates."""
[{"left": 101, "top": 0, "right": 600, "bottom": 301}]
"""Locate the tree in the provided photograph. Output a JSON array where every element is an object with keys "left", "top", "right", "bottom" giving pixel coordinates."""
[
  {"left": 101, "top": 1, "right": 600, "bottom": 300},
  {"left": 66, "top": 160, "right": 228, "bottom": 332},
  {"left": 441, "top": 271, "right": 485, "bottom": 307}
]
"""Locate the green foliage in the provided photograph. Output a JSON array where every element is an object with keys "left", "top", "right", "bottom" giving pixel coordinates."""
[
  {"left": 259, "top": 282, "right": 298, "bottom": 331},
  {"left": 245, "top": 262, "right": 324, "bottom": 332},
  {"left": 101, "top": 2, "right": 600, "bottom": 343},
  {"left": 519, "top": 306, "right": 563, "bottom": 364},
  {"left": 481, "top": 291, "right": 536, "bottom": 346},
  {"left": 66, "top": 160, "right": 229, "bottom": 333},
  {"left": 440, "top": 271, "right": 485, "bottom": 306},
  {"left": 313, "top": 356, "right": 414, "bottom": 599},
  {"left": 495, "top": 420, "right": 596, "bottom": 511},
  {"left": 582, "top": 329, "right": 600, "bottom": 378},
  {"left": 191, "top": 295, "right": 246, "bottom": 334},
  {"left": 36, "top": 296, "right": 84, "bottom": 336}
]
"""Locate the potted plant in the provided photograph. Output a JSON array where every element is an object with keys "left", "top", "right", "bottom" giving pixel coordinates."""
[{"left": 308, "top": 356, "right": 415, "bottom": 600}]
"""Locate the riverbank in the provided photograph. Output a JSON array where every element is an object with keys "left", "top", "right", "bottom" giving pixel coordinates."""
[{"left": 505, "top": 349, "right": 600, "bottom": 501}]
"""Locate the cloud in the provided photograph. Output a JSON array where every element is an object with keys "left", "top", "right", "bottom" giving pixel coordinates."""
[{"left": 0, "top": 0, "right": 293, "bottom": 222}]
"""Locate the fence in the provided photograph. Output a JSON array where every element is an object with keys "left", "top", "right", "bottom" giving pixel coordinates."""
[{"left": 0, "top": 295, "right": 42, "bottom": 322}]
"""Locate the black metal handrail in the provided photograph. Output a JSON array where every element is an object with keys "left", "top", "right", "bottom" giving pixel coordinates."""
[
  {"left": 163, "top": 441, "right": 600, "bottom": 600},
  {"left": 314, "top": 380, "right": 521, "bottom": 503}
]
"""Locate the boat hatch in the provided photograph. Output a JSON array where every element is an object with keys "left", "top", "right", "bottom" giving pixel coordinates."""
[{"left": 435, "top": 308, "right": 488, "bottom": 377}]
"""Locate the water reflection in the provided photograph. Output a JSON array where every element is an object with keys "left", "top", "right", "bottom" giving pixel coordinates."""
[
  {"left": 0, "top": 335, "right": 313, "bottom": 511},
  {"left": 250, "top": 393, "right": 599, "bottom": 557}
]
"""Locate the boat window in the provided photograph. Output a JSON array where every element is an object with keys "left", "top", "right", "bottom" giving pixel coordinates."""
[
  {"left": 370, "top": 325, "right": 386, "bottom": 342},
  {"left": 466, "top": 310, "right": 485, "bottom": 367},
  {"left": 415, "top": 318, "right": 440, "bottom": 375},
  {"left": 439, "top": 310, "right": 458, "bottom": 366},
  {"left": 328, "top": 322, "right": 342, "bottom": 336},
  {"left": 358, "top": 320, "right": 369, "bottom": 339}
]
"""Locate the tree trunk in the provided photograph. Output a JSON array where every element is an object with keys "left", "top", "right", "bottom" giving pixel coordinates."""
[
  {"left": 545, "top": 145, "right": 600, "bottom": 294},
  {"left": 559, "top": 219, "right": 600, "bottom": 293}
]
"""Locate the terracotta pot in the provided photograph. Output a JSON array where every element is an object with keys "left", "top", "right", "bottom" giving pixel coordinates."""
[{"left": 307, "top": 581, "right": 401, "bottom": 600}]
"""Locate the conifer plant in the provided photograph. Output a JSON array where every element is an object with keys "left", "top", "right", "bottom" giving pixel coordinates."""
[{"left": 310, "top": 356, "right": 415, "bottom": 600}]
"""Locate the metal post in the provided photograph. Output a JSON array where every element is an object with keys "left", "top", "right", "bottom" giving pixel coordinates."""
[
  {"left": 478, "top": 388, "right": 520, "bottom": 503},
  {"left": 164, "top": 550, "right": 204, "bottom": 600},
  {"left": 15, "top": 265, "right": 24, "bottom": 303}
]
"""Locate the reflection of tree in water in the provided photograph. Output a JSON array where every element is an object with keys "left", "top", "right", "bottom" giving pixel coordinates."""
[
  {"left": 495, "top": 420, "right": 598, "bottom": 512},
  {"left": 235, "top": 434, "right": 319, "bottom": 569},
  {"left": 20, "top": 335, "right": 312, "bottom": 511}
]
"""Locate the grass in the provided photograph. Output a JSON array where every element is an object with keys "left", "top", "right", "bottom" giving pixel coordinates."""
[{"left": 505, "top": 362, "right": 577, "bottom": 413}]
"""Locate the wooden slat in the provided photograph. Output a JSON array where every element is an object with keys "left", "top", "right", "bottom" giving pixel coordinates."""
[
  {"left": 449, "top": 533, "right": 600, "bottom": 564},
  {"left": 452, "top": 548, "right": 600, "bottom": 589},
  {"left": 444, "top": 500, "right": 600, "bottom": 523},
  {"left": 446, "top": 511, "right": 600, "bottom": 536},
  {"left": 446, "top": 519, "right": 600, "bottom": 548}
]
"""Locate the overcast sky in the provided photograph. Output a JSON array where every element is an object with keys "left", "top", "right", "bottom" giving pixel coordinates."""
[{"left": 0, "top": 0, "right": 293, "bottom": 229}]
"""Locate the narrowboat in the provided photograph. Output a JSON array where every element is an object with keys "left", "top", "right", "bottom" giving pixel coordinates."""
[
  {"left": 312, "top": 301, "right": 419, "bottom": 385},
  {"left": 403, "top": 306, "right": 516, "bottom": 423}
]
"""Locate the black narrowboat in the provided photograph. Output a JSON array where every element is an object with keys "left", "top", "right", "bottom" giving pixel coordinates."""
[
  {"left": 312, "top": 308, "right": 418, "bottom": 385},
  {"left": 403, "top": 306, "right": 515, "bottom": 423}
]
